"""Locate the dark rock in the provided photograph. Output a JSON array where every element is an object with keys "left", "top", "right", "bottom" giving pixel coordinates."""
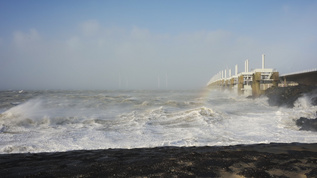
[
  {"left": 307, "top": 168, "right": 317, "bottom": 177},
  {"left": 265, "top": 85, "right": 317, "bottom": 108},
  {"left": 238, "top": 168, "right": 271, "bottom": 178},
  {"left": 296, "top": 117, "right": 317, "bottom": 132}
]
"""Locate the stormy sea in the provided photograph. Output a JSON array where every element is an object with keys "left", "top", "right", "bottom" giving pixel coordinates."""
[{"left": 1, "top": 89, "right": 317, "bottom": 177}]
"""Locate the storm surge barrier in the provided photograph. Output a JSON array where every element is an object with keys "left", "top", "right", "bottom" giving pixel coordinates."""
[{"left": 206, "top": 54, "right": 279, "bottom": 97}]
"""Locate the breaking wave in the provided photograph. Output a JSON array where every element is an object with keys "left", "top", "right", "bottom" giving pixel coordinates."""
[{"left": 0, "top": 90, "right": 316, "bottom": 153}]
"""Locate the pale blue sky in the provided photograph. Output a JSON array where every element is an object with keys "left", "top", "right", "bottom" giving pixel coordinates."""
[{"left": 0, "top": 0, "right": 316, "bottom": 90}]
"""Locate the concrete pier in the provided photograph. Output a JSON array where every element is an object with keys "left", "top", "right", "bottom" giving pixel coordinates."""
[
  {"left": 238, "top": 75, "right": 244, "bottom": 95},
  {"left": 230, "top": 78, "right": 234, "bottom": 90},
  {"left": 252, "top": 72, "right": 262, "bottom": 97}
]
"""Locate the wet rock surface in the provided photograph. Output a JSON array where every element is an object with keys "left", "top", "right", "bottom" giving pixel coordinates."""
[
  {"left": 296, "top": 117, "right": 317, "bottom": 132},
  {"left": 265, "top": 85, "right": 317, "bottom": 108},
  {"left": 1, "top": 143, "right": 317, "bottom": 177}
]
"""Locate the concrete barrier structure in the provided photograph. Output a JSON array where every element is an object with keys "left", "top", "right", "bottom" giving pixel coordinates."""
[{"left": 207, "top": 54, "right": 279, "bottom": 97}]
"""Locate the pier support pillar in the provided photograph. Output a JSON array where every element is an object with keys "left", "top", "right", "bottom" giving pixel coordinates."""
[
  {"left": 252, "top": 72, "right": 262, "bottom": 97},
  {"left": 230, "top": 78, "right": 234, "bottom": 90},
  {"left": 238, "top": 75, "right": 244, "bottom": 95},
  {"left": 272, "top": 72, "right": 279, "bottom": 87}
]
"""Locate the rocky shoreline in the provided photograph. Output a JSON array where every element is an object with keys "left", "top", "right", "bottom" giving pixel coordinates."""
[{"left": 1, "top": 143, "right": 317, "bottom": 177}]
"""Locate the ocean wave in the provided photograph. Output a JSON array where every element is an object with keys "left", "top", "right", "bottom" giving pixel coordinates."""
[{"left": 1, "top": 90, "right": 317, "bottom": 154}]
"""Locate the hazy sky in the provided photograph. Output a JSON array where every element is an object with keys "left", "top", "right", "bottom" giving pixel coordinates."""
[{"left": 0, "top": 0, "right": 316, "bottom": 90}]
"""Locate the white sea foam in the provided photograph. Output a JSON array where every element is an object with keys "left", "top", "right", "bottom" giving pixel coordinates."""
[{"left": 0, "top": 90, "right": 316, "bottom": 154}]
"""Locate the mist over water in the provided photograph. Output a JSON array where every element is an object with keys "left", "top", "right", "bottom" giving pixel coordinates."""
[{"left": 0, "top": 89, "right": 316, "bottom": 154}]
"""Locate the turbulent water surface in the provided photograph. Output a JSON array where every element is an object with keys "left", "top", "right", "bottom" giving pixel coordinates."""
[{"left": 0, "top": 89, "right": 316, "bottom": 154}]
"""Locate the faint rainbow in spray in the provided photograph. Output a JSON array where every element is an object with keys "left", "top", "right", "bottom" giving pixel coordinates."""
[{"left": 198, "top": 87, "right": 217, "bottom": 105}]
